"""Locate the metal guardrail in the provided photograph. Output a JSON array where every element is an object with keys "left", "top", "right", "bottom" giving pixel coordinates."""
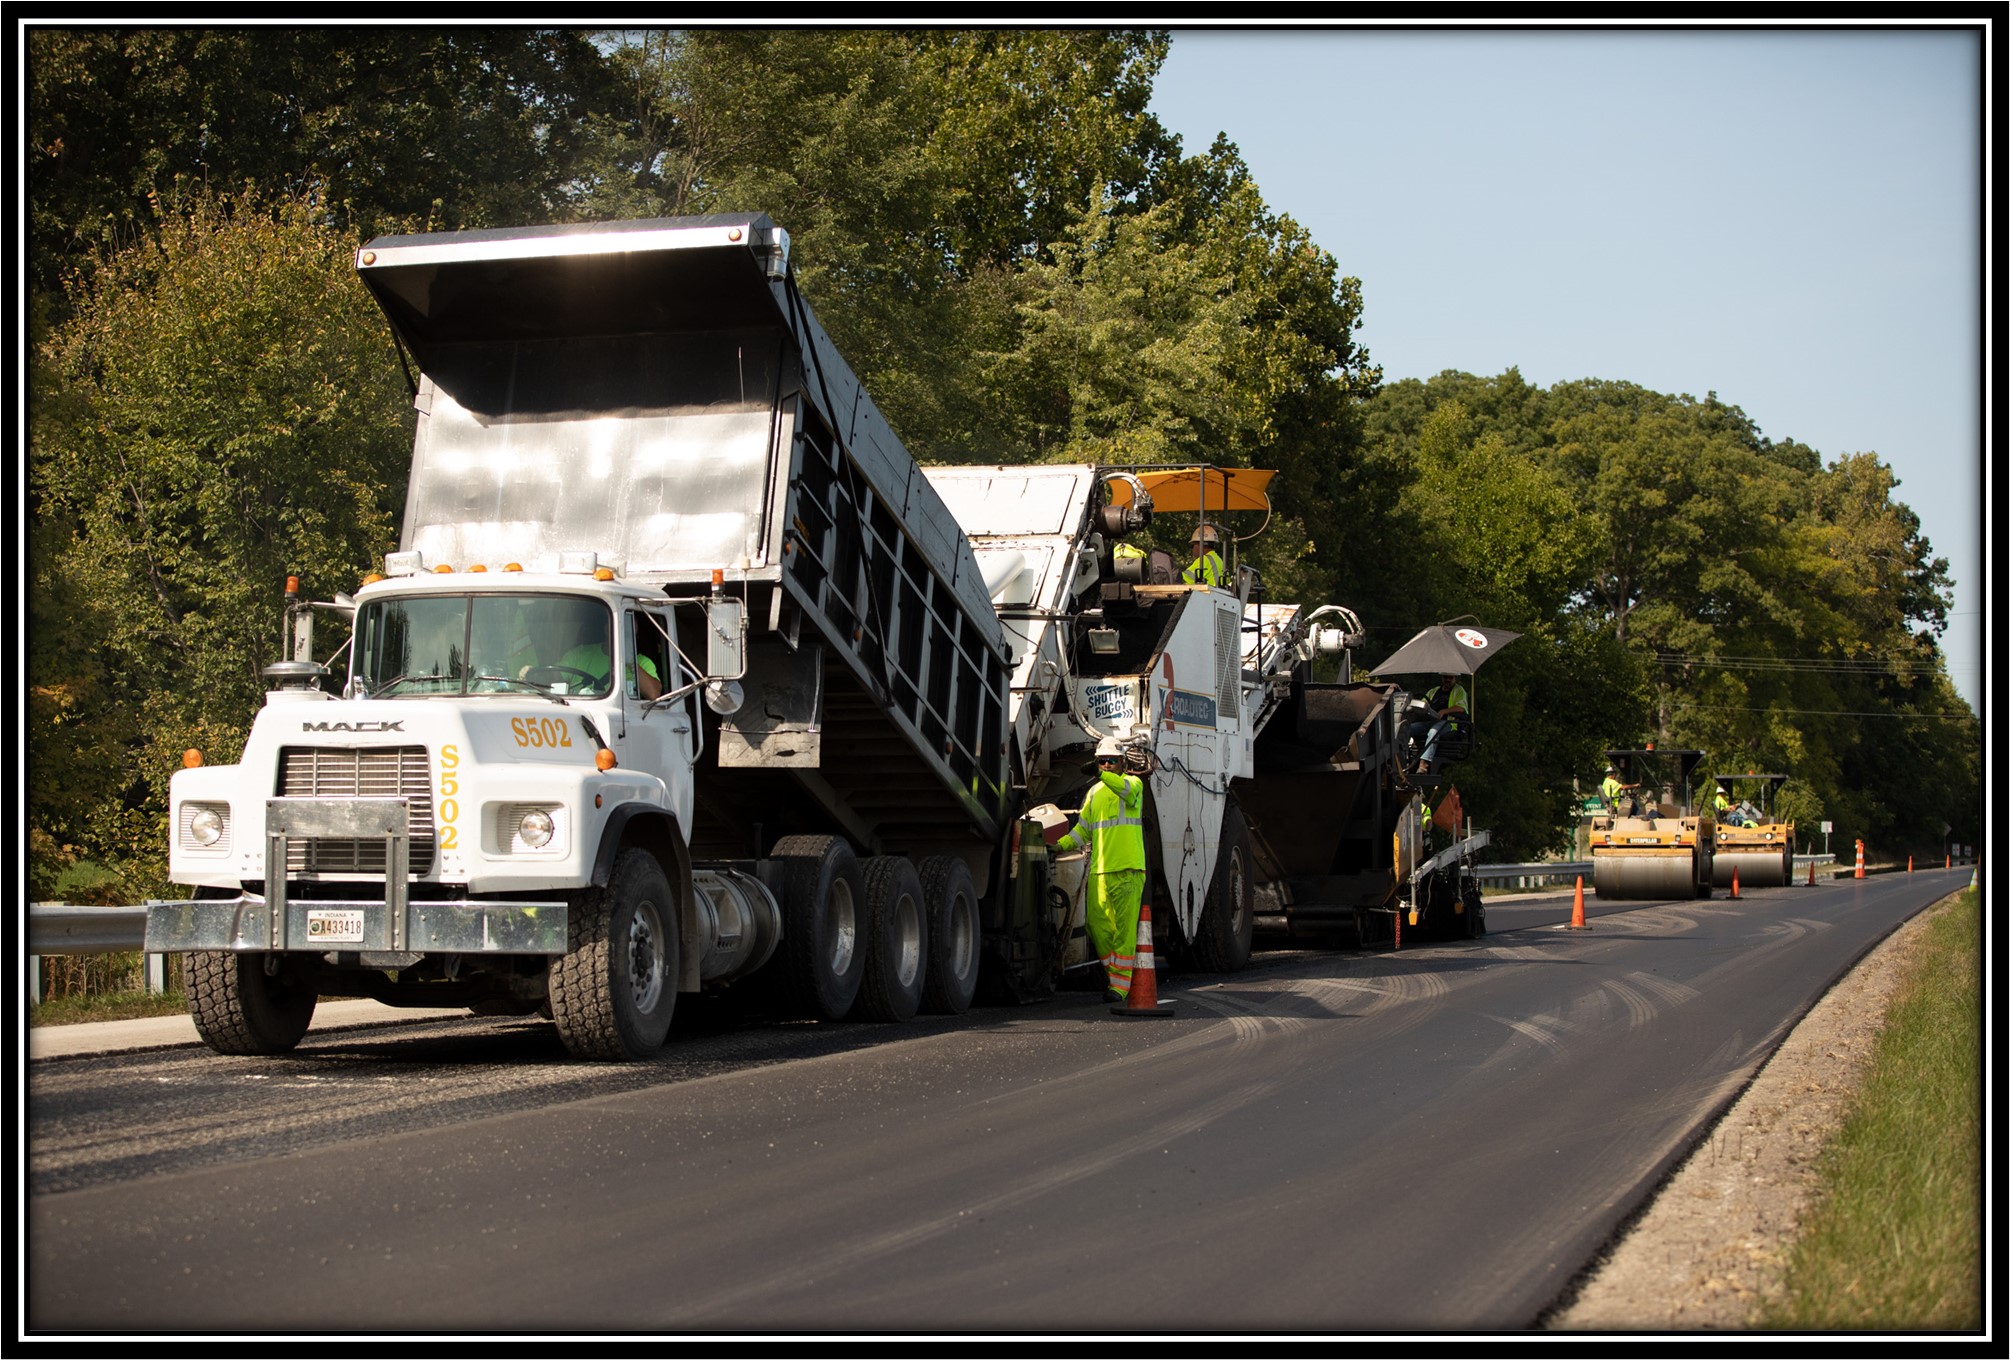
[
  {"left": 29, "top": 904, "right": 149, "bottom": 954},
  {"left": 28, "top": 904, "right": 163, "bottom": 1005},
  {"left": 27, "top": 856, "right": 1857, "bottom": 949},
  {"left": 1470, "top": 861, "right": 1592, "bottom": 885}
]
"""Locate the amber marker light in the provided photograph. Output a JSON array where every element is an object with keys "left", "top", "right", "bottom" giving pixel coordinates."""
[
  {"left": 594, "top": 567, "right": 615, "bottom": 581},
  {"left": 363, "top": 573, "right": 384, "bottom": 585},
  {"left": 595, "top": 748, "right": 618, "bottom": 772},
  {"left": 435, "top": 564, "right": 455, "bottom": 573},
  {"left": 183, "top": 749, "right": 204, "bottom": 768}
]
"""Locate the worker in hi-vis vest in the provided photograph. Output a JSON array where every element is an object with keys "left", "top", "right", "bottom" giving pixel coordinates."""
[
  {"left": 1182, "top": 522, "right": 1227, "bottom": 587},
  {"left": 1057, "top": 736, "right": 1149, "bottom": 1002}
]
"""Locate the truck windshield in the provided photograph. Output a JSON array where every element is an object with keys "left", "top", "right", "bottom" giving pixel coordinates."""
[{"left": 355, "top": 594, "right": 614, "bottom": 699}]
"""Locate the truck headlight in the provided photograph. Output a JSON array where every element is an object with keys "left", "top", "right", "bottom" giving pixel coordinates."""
[
  {"left": 182, "top": 803, "right": 228, "bottom": 850},
  {"left": 518, "top": 808, "right": 555, "bottom": 849}
]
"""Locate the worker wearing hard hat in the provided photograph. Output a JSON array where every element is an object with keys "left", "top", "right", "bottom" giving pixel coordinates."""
[
  {"left": 1182, "top": 523, "right": 1226, "bottom": 587},
  {"left": 1056, "top": 736, "right": 1150, "bottom": 1003},
  {"left": 1601, "top": 767, "right": 1638, "bottom": 816}
]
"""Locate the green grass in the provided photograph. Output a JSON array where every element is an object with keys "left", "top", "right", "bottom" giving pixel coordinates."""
[
  {"left": 31, "top": 949, "right": 184, "bottom": 1027},
  {"left": 1760, "top": 887, "right": 1983, "bottom": 1332},
  {"left": 30, "top": 988, "right": 190, "bottom": 1027}
]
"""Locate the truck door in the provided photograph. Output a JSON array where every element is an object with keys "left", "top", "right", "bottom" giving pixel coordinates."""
[{"left": 621, "top": 605, "right": 694, "bottom": 830}]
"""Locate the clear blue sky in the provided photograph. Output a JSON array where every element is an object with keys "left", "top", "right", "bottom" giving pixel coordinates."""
[{"left": 1150, "top": 24, "right": 1987, "bottom": 712}]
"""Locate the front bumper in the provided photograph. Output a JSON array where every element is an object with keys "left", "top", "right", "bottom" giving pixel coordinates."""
[
  {"left": 144, "top": 895, "right": 569, "bottom": 955},
  {"left": 152, "top": 793, "right": 569, "bottom": 955}
]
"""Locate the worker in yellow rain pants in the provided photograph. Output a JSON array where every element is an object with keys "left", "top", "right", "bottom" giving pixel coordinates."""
[{"left": 1057, "top": 736, "right": 1148, "bottom": 1002}]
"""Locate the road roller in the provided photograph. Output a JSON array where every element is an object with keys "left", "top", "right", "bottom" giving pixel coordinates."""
[
  {"left": 1589, "top": 748, "right": 1715, "bottom": 900},
  {"left": 1710, "top": 773, "right": 1797, "bottom": 889}
]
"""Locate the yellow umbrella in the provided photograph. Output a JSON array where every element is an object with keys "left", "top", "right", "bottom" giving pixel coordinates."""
[{"left": 1103, "top": 467, "right": 1276, "bottom": 515}]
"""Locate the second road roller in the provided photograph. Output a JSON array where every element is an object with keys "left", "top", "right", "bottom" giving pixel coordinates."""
[{"left": 1710, "top": 773, "right": 1797, "bottom": 889}]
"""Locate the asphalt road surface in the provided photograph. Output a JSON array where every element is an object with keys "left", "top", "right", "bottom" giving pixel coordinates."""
[{"left": 25, "top": 868, "right": 1958, "bottom": 1336}]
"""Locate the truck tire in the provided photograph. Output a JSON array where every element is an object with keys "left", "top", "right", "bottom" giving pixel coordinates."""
[
  {"left": 1189, "top": 803, "right": 1255, "bottom": 973},
  {"left": 854, "top": 856, "right": 928, "bottom": 1022},
  {"left": 549, "top": 848, "right": 678, "bottom": 1060},
  {"left": 771, "top": 835, "right": 868, "bottom": 1021},
  {"left": 183, "top": 950, "right": 318, "bottom": 1056},
  {"left": 918, "top": 855, "right": 981, "bottom": 1015}
]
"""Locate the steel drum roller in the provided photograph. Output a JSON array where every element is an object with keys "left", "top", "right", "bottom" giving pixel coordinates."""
[
  {"left": 1593, "top": 850, "right": 1699, "bottom": 900},
  {"left": 1712, "top": 846, "right": 1792, "bottom": 888}
]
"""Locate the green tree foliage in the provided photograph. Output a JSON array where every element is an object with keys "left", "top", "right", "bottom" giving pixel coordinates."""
[
  {"left": 566, "top": 29, "right": 1179, "bottom": 464},
  {"left": 26, "top": 27, "right": 616, "bottom": 299},
  {"left": 1361, "top": 369, "right": 1975, "bottom": 858},
  {"left": 30, "top": 190, "right": 413, "bottom": 897},
  {"left": 1360, "top": 392, "right": 1643, "bottom": 855},
  {"left": 569, "top": 31, "right": 1378, "bottom": 609}
]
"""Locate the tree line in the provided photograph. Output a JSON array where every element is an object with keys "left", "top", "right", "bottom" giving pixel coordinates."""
[{"left": 25, "top": 28, "right": 1978, "bottom": 901}]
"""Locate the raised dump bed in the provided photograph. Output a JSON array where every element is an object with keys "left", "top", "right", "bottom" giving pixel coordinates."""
[{"left": 356, "top": 214, "right": 1014, "bottom": 864}]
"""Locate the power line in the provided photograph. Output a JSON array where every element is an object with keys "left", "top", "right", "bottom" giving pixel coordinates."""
[
  {"left": 1656, "top": 652, "right": 1948, "bottom": 679},
  {"left": 1677, "top": 704, "right": 1977, "bottom": 720}
]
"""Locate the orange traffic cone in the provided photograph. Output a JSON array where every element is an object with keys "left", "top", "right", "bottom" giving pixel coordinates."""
[
  {"left": 1730, "top": 867, "right": 1741, "bottom": 900},
  {"left": 1908, "top": 855, "right": 1914, "bottom": 874},
  {"left": 1111, "top": 903, "right": 1175, "bottom": 1018},
  {"left": 1807, "top": 858, "right": 1817, "bottom": 887},
  {"left": 1566, "top": 875, "right": 1591, "bottom": 930}
]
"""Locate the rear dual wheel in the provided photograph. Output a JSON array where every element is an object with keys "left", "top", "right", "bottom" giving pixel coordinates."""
[
  {"left": 855, "top": 856, "right": 928, "bottom": 1022},
  {"left": 918, "top": 855, "right": 981, "bottom": 1015},
  {"left": 771, "top": 835, "right": 868, "bottom": 1021}
]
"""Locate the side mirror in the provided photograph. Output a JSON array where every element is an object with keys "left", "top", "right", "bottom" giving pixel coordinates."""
[{"left": 706, "top": 597, "right": 746, "bottom": 681}]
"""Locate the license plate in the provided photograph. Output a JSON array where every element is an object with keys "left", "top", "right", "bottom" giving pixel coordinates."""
[
  {"left": 1627, "top": 837, "right": 1662, "bottom": 845},
  {"left": 306, "top": 909, "right": 367, "bottom": 944}
]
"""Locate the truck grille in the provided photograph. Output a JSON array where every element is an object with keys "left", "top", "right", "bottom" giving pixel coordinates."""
[{"left": 277, "top": 746, "right": 436, "bottom": 876}]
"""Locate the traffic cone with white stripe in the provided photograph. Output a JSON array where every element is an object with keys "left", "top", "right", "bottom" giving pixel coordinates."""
[{"left": 1111, "top": 903, "right": 1175, "bottom": 1018}]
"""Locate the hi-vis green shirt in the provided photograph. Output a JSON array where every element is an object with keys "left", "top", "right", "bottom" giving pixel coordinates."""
[
  {"left": 1058, "top": 770, "right": 1147, "bottom": 874},
  {"left": 1182, "top": 549, "right": 1226, "bottom": 587}
]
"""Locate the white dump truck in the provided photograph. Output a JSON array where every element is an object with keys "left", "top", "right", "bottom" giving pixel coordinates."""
[{"left": 146, "top": 214, "right": 1482, "bottom": 1060}]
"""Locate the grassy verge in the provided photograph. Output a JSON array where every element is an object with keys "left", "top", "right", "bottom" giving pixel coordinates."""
[
  {"left": 30, "top": 989, "right": 191, "bottom": 1027},
  {"left": 1760, "top": 887, "right": 1983, "bottom": 1331},
  {"left": 30, "top": 950, "right": 185, "bottom": 1027}
]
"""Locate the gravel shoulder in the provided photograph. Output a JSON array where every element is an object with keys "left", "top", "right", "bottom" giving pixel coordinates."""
[{"left": 1543, "top": 890, "right": 1954, "bottom": 1331}]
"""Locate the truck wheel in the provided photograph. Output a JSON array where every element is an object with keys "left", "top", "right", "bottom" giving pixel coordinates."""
[
  {"left": 183, "top": 950, "right": 317, "bottom": 1056},
  {"left": 918, "top": 855, "right": 981, "bottom": 1015},
  {"left": 549, "top": 848, "right": 678, "bottom": 1060},
  {"left": 1190, "top": 803, "right": 1255, "bottom": 973},
  {"left": 771, "top": 835, "right": 868, "bottom": 1021},
  {"left": 854, "top": 857, "right": 928, "bottom": 1022}
]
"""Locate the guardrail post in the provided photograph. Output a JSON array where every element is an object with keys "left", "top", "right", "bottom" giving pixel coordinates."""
[
  {"left": 29, "top": 956, "right": 41, "bottom": 1006},
  {"left": 146, "top": 953, "right": 167, "bottom": 995}
]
